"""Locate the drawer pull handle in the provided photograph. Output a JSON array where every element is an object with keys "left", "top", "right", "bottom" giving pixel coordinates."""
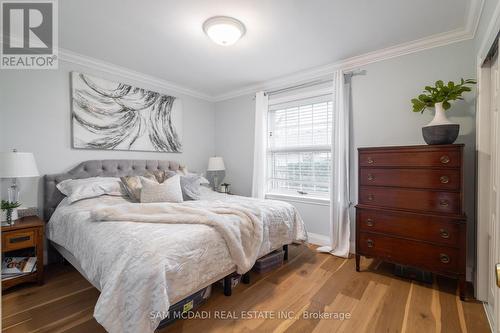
[
  {"left": 367, "top": 194, "right": 374, "bottom": 201},
  {"left": 439, "top": 200, "right": 449, "bottom": 207},
  {"left": 440, "top": 155, "right": 450, "bottom": 164},
  {"left": 367, "top": 239, "right": 374, "bottom": 248},
  {"left": 366, "top": 219, "right": 374, "bottom": 227},
  {"left": 440, "top": 176, "right": 450, "bottom": 184},
  {"left": 440, "top": 253, "right": 450, "bottom": 264},
  {"left": 367, "top": 157, "right": 374, "bottom": 164},
  {"left": 439, "top": 229, "right": 450, "bottom": 239},
  {"left": 367, "top": 174, "right": 375, "bottom": 181},
  {"left": 9, "top": 236, "right": 30, "bottom": 243}
]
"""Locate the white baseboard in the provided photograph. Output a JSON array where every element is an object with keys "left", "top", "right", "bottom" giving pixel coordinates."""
[
  {"left": 307, "top": 232, "right": 330, "bottom": 246},
  {"left": 307, "top": 233, "right": 356, "bottom": 253},
  {"left": 483, "top": 302, "right": 495, "bottom": 333}
]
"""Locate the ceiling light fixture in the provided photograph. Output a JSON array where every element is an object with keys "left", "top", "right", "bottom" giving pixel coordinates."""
[{"left": 203, "top": 16, "right": 246, "bottom": 46}]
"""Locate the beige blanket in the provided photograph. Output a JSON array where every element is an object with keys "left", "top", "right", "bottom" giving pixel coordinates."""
[{"left": 91, "top": 201, "right": 264, "bottom": 273}]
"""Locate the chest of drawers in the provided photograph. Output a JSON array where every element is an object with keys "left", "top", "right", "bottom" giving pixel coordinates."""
[{"left": 355, "top": 144, "right": 467, "bottom": 299}]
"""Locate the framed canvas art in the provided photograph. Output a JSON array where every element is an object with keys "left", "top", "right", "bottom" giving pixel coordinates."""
[{"left": 71, "top": 72, "right": 182, "bottom": 152}]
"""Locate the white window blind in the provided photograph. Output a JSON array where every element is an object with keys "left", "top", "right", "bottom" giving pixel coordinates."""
[{"left": 267, "top": 93, "right": 332, "bottom": 198}]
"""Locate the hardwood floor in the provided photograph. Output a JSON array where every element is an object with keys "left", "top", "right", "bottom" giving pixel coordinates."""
[{"left": 1, "top": 244, "right": 490, "bottom": 333}]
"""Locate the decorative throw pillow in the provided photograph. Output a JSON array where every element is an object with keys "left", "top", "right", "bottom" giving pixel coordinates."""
[
  {"left": 151, "top": 169, "right": 187, "bottom": 183},
  {"left": 179, "top": 174, "right": 203, "bottom": 200},
  {"left": 164, "top": 170, "right": 177, "bottom": 180},
  {"left": 57, "top": 177, "right": 124, "bottom": 204},
  {"left": 151, "top": 170, "right": 167, "bottom": 183},
  {"left": 140, "top": 175, "right": 184, "bottom": 203},
  {"left": 163, "top": 171, "right": 206, "bottom": 200},
  {"left": 120, "top": 172, "right": 157, "bottom": 202},
  {"left": 178, "top": 165, "right": 189, "bottom": 175},
  {"left": 199, "top": 176, "right": 210, "bottom": 185}
]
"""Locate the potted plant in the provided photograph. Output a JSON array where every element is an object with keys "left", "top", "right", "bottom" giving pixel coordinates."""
[
  {"left": 1, "top": 200, "right": 21, "bottom": 225},
  {"left": 411, "top": 78, "right": 476, "bottom": 145}
]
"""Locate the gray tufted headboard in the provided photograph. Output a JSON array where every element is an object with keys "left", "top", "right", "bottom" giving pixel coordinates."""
[{"left": 44, "top": 159, "right": 182, "bottom": 221}]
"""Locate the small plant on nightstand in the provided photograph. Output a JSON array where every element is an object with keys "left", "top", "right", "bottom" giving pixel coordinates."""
[{"left": 1, "top": 200, "right": 21, "bottom": 225}]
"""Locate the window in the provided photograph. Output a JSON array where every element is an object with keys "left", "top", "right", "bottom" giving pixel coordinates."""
[{"left": 267, "top": 93, "right": 332, "bottom": 199}]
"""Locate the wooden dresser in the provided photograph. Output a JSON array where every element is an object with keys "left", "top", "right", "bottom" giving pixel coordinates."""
[{"left": 355, "top": 144, "right": 467, "bottom": 299}]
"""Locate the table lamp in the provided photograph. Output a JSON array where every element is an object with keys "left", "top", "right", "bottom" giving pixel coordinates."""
[
  {"left": 207, "top": 157, "right": 225, "bottom": 191},
  {"left": 0, "top": 150, "right": 39, "bottom": 224}
]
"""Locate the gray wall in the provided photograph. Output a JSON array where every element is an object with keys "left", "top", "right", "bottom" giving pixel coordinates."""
[
  {"left": 214, "top": 40, "right": 477, "bottom": 265},
  {"left": 0, "top": 61, "right": 216, "bottom": 208},
  {"left": 214, "top": 95, "right": 256, "bottom": 197},
  {"left": 350, "top": 40, "right": 476, "bottom": 272},
  {"left": 0, "top": 35, "right": 480, "bottom": 274}
]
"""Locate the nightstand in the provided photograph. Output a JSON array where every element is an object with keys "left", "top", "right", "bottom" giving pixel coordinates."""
[{"left": 1, "top": 216, "right": 44, "bottom": 290}]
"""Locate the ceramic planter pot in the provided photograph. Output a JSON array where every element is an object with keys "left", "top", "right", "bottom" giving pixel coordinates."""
[
  {"left": 422, "top": 102, "right": 459, "bottom": 145},
  {"left": 1, "top": 208, "right": 18, "bottom": 224}
]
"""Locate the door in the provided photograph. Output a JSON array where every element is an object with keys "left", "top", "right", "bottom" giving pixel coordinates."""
[
  {"left": 493, "top": 44, "right": 500, "bottom": 333},
  {"left": 479, "top": 39, "right": 500, "bottom": 333}
]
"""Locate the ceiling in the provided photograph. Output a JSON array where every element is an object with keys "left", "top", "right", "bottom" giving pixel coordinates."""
[{"left": 60, "top": 0, "right": 476, "bottom": 99}]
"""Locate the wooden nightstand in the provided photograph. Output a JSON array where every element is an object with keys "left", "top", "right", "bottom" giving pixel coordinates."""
[{"left": 1, "top": 216, "right": 44, "bottom": 290}]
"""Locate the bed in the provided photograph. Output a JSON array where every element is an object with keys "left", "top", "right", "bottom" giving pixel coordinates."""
[{"left": 44, "top": 160, "right": 307, "bottom": 333}]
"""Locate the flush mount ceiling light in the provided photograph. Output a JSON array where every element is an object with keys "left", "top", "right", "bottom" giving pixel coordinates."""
[{"left": 203, "top": 16, "right": 246, "bottom": 46}]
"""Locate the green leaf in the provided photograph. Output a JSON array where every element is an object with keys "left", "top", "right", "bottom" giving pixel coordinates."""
[
  {"left": 410, "top": 78, "right": 476, "bottom": 114},
  {"left": 1, "top": 200, "right": 21, "bottom": 210},
  {"left": 411, "top": 98, "right": 425, "bottom": 113}
]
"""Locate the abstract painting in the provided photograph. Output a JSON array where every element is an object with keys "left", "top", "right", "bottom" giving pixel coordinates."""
[{"left": 71, "top": 72, "right": 182, "bottom": 152}]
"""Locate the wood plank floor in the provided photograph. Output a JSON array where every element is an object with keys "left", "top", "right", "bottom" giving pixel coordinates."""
[{"left": 1, "top": 244, "right": 491, "bottom": 333}]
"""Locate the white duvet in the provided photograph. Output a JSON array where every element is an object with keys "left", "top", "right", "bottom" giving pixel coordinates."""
[{"left": 47, "top": 188, "right": 307, "bottom": 333}]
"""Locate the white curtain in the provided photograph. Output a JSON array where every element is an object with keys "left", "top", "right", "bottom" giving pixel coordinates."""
[
  {"left": 317, "top": 70, "right": 351, "bottom": 258},
  {"left": 251, "top": 91, "right": 269, "bottom": 199}
]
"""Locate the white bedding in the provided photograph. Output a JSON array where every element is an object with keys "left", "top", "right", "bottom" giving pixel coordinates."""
[{"left": 47, "top": 188, "right": 307, "bottom": 333}]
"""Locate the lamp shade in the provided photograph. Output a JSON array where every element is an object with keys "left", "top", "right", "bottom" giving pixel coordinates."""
[
  {"left": 207, "top": 157, "right": 225, "bottom": 171},
  {"left": 0, "top": 152, "right": 39, "bottom": 178}
]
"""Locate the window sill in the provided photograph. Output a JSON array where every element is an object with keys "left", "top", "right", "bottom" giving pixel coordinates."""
[{"left": 265, "top": 193, "right": 330, "bottom": 206}]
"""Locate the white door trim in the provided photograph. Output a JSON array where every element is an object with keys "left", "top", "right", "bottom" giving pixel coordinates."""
[
  {"left": 476, "top": 61, "right": 491, "bottom": 302},
  {"left": 475, "top": 0, "right": 500, "bottom": 304}
]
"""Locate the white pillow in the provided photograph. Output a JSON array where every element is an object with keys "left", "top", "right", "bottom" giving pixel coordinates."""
[
  {"left": 182, "top": 172, "right": 210, "bottom": 185},
  {"left": 57, "top": 177, "right": 124, "bottom": 203},
  {"left": 140, "top": 175, "right": 183, "bottom": 203},
  {"left": 199, "top": 175, "right": 210, "bottom": 185}
]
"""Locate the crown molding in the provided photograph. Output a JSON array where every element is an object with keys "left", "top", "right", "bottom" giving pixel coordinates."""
[
  {"left": 213, "top": 28, "right": 474, "bottom": 102},
  {"left": 58, "top": 48, "right": 214, "bottom": 101},
  {"left": 477, "top": 0, "right": 500, "bottom": 63},
  {"left": 2, "top": 0, "right": 484, "bottom": 103},
  {"left": 0, "top": 35, "right": 214, "bottom": 100},
  {"left": 213, "top": 0, "right": 484, "bottom": 102},
  {"left": 466, "top": 0, "right": 485, "bottom": 37}
]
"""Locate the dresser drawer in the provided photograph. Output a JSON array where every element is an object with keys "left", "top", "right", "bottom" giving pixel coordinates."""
[
  {"left": 359, "top": 186, "right": 461, "bottom": 214},
  {"left": 357, "top": 208, "right": 463, "bottom": 246},
  {"left": 359, "top": 150, "right": 461, "bottom": 168},
  {"left": 360, "top": 168, "right": 460, "bottom": 190},
  {"left": 2, "top": 230, "right": 36, "bottom": 251},
  {"left": 357, "top": 232, "right": 460, "bottom": 273}
]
